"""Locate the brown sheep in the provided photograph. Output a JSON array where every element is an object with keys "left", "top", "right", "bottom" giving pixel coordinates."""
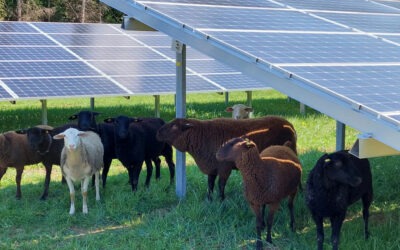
[
  {"left": 156, "top": 116, "right": 297, "bottom": 200},
  {"left": 216, "top": 138, "right": 302, "bottom": 249},
  {"left": 0, "top": 131, "right": 43, "bottom": 199}
]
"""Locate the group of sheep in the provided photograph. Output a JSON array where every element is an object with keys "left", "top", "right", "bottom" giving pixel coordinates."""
[{"left": 0, "top": 103, "right": 373, "bottom": 249}]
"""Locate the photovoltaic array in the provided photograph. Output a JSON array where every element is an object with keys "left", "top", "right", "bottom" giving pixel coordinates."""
[
  {"left": 0, "top": 21, "right": 268, "bottom": 101},
  {"left": 100, "top": 0, "right": 400, "bottom": 151}
]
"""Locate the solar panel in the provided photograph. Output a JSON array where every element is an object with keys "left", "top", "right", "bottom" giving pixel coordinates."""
[
  {"left": 0, "top": 21, "right": 269, "bottom": 101},
  {"left": 100, "top": 0, "right": 400, "bottom": 154}
]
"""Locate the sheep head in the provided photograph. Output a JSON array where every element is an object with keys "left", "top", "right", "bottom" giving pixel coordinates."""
[
  {"left": 53, "top": 128, "right": 88, "bottom": 151},
  {"left": 156, "top": 118, "right": 193, "bottom": 151},
  {"left": 216, "top": 137, "right": 255, "bottom": 162},
  {"left": 104, "top": 115, "right": 142, "bottom": 139},
  {"left": 225, "top": 104, "right": 253, "bottom": 119},
  {"left": 322, "top": 154, "right": 362, "bottom": 188},
  {"left": 68, "top": 110, "right": 100, "bottom": 131}
]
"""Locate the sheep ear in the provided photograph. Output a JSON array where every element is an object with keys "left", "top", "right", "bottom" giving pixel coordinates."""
[
  {"left": 15, "top": 129, "right": 27, "bottom": 134},
  {"left": 104, "top": 118, "right": 114, "bottom": 123},
  {"left": 69, "top": 115, "right": 78, "bottom": 120},
  {"left": 53, "top": 133, "right": 65, "bottom": 140},
  {"left": 78, "top": 131, "right": 89, "bottom": 137},
  {"left": 226, "top": 107, "right": 233, "bottom": 112}
]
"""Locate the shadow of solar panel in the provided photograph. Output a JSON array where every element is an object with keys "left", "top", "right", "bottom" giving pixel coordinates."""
[{"left": 3, "top": 78, "right": 129, "bottom": 98}]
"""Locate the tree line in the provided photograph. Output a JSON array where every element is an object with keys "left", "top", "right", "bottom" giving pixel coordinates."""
[{"left": 0, "top": 0, "right": 123, "bottom": 23}]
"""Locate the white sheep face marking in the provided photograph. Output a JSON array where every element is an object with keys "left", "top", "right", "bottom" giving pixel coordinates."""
[
  {"left": 54, "top": 128, "right": 85, "bottom": 151},
  {"left": 226, "top": 104, "right": 253, "bottom": 119}
]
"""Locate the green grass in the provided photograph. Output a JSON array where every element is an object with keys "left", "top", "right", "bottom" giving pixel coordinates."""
[{"left": 0, "top": 90, "right": 399, "bottom": 249}]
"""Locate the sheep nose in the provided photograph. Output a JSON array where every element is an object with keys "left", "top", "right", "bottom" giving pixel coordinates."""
[{"left": 68, "top": 144, "right": 75, "bottom": 150}]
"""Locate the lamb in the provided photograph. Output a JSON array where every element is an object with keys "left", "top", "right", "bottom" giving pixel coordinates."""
[
  {"left": 156, "top": 116, "right": 297, "bottom": 201},
  {"left": 104, "top": 115, "right": 175, "bottom": 191},
  {"left": 305, "top": 150, "right": 373, "bottom": 250},
  {"left": 216, "top": 137, "right": 301, "bottom": 249},
  {"left": 16, "top": 124, "right": 78, "bottom": 200},
  {"left": 0, "top": 131, "right": 43, "bottom": 199},
  {"left": 53, "top": 128, "right": 104, "bottom": 215},
  {"left": 226, "top": 104, "right": 253, "bottom": 119}
]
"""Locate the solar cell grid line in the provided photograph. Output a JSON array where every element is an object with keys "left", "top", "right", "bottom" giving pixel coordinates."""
[
  {"left": 0, "top": 34, "right": 57, "bottom": 46},
  {"left": 141, "top": 3, "right": 350, "bottom": 31},
  {"left": 32, "top": 22, "right": 122, "bottom": 34},
  {"left": 140, "top": 0, "right": 281, "bottom": 8},
  {"left": 27, "top": 22, "right": 134, "bottom": 95},
  {"left": 49, "top": 34, "right": 144, "bottom": 47},
  {"left": 107, "top": 24, "right": 231, "bottom": 92},
  {"left": 270, "top": 0, "right": 400, "bottom": 13}
]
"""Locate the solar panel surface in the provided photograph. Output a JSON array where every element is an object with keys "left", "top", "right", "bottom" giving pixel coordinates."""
[
  {"left": 0, "top": 21, "right": 267, "bottom": 101},
  {"left": 101, "top": 0, "right": 400, "bottom": 152}
]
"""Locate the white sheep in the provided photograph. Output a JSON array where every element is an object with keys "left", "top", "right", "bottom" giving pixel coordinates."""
[
  {"left": 226, "top": 104, "right": 253, "bottom": 119},
  {"left": 53, "top": 128, "right": 103, "bottom": 215}
]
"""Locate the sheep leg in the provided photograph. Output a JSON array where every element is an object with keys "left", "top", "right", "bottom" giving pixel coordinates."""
[
  {"left": 266, "top": 203, "right": 279, "bottom": 244},
  {"left": 163, "top": 145, "right": 175, "bottom": 184},
  {"left": 101, "top": 157, "right": 112, "bottom": 188},
  {"left": 15, "top": 166, "right": 24, "bottom": 199},
  {"left": 218, "top": 167, "right": 232, "bottom": 201},
  {"left": 313, "top": 214, "right": 324, "bottom": 250},
  {"left": 65, "top": 177, "right": 76, "bottom": 215},
  {"left": 81, "top": 177, "right": 90, "bottom": 214},
  {"left": 0, "top": 166, "right": 8, "bottom": 183},
  {"left": 250, "top": 204, "right": 264, "bottom": 250},
  {"left": 95, "top": 171, "right": 100, "bottom": 201},
  {"left": 330, "top": 213, "right": 345, "bottom": 250},
  {"left": 144, "top": 159, "right": 153, "bottom": 187},
  {"left": 288, "top": 191, "right": 297, "bottom": 232},
  {"left": 40, "top": 163, "right": 53, "bottom": 200},
  {"left": 128, "top": 165, "right": 142, "bottom": 192},
  {"left": 261, "top": 205, "right": 266, "bottom": 230},
  {"left": 152, "top": 157, "right": 161, "bottom": 180},
  {"left": 207, "top": 174, "right": 217, "bottom": 201},
  {"left": 362, "top": 193, "right": 372, "bottom": 239}
]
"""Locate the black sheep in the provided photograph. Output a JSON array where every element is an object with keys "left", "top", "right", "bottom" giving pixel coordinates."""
[
  {"left": 15, "top": 124, "right": 77, "bottom": 199},
  {"left": 305, "top": 150, "right": 373, "bottom": 250},
  {"left": 70, "top": 111, "right": 175, "bottom": 187},
  {"left": 104, "top": 115, "right": 174, "bottom": 191}
]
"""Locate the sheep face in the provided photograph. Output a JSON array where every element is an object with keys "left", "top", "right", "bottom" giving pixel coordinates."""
[
  {"left": 26, "top": 127, "right": 52, "bottom": 154},
  {"left": 156, "top": 119, "right": 193, "bottom": 151},
  {"left": 322, "top": 154, "right": 362, "bottom": 188},
  {"left": 104, "top": 115, "right": 140, "bottom": 140},
  {"left": 53, "top": 128, "right": 86, "bottom": 151},
  {"left": 69, "top": 111, "right": 99, "bottom": 131},
  {"left": 216, "top": 137, "right": 255, "bottom": 162},
  {"left": 226, "top": 104, "right": 253, "bottom": 119}
]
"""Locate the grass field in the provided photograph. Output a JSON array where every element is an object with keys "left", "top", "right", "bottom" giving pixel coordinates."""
[{"left": 0, "top": 90, "right": 399, "bottom": 250}]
